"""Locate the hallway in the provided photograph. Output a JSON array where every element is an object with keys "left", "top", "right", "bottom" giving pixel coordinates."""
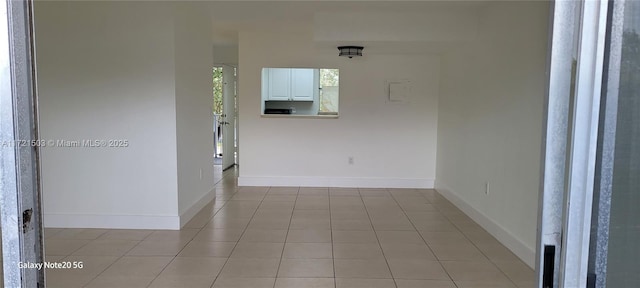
[{"left": 43, "top": 173, "right": 534, "bottom": 288}]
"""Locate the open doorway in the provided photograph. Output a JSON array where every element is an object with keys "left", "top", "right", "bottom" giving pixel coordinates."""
[
  {"left": 212, "top": 66, "right": 223, "bottom": 165},
  {"left": 212, "top": 65, "right": 238, "bottom": 172}
]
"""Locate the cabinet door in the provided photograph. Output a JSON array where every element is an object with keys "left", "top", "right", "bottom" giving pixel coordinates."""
[
  {"left": 291, "top": 69, "right": 315, "bottom": 101},
  {"left": 268, "top": 68, "right": 291, "bottom": 101}
]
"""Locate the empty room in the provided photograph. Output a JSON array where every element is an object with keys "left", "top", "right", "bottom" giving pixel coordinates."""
[{"left": 3, "top": 0, "right": 637, "bottom": 287}]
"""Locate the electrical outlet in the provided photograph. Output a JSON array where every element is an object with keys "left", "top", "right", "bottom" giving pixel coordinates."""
[
  {"left": 348, "top": 157, "right": 354, "bottom": 165},
  {"left": 484, "top": 181, "right": 489, "bottom": 195}
]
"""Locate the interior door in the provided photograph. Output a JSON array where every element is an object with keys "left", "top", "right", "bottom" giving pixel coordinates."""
[{"left": 221, "top": 65, "right": 236, "bottom": 170}]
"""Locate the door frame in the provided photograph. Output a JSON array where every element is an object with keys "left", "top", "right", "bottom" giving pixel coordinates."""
[
  {"left": 220, "top": 64, "right": 237, "bottom": 170},
  {"left": 587, "top": 0, "right": 628, "bottom": 286},
  {"left": 536, "top": 0, "right": 611, "bottom": 287},
  {"left": 1, "top": 0, "right": 45, "bottom": 287}
]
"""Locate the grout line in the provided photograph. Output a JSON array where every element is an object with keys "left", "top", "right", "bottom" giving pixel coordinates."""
[
  {"left": 146, "top": 181, "right": 246, "bottom": 288},
  {"left": 271, "top": 186, "right": 300, "bottom": 288},
  {"left": 50, "top": 229, "right": 133, "bottom": 287},
  {"left": 55, "top": 238, "right": 120, "bottom": 287},
  {"left": 358, "top": 188, "right": 398, "bottom": 288},
  {"left": 387, "top": 188, "right": 459, "bottom": 288},
  {"left": 214, "top": 166, "right": 237, "bottom": 186},
  {"left": 147, "top": 174, "right": 244, "bottom": 288},
  {"left": 72, "top": 230, "right": 161, "bottom": 287},
  {"left": 42, "top": 228, "right": 64, "bottom": 239},
  {"left": 429, "top": 190, "right": 521, "bottom": 288},
  {"left": 207, "top": 185, "right": 269, "bottom": 288},
  {"left": 329, "top": 188, "right": 337, "bottom": 288}
]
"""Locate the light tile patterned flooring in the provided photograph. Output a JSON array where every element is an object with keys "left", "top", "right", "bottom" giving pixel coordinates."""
[{"left": 43, "top": 175, "right": 534, "bottom": 288}]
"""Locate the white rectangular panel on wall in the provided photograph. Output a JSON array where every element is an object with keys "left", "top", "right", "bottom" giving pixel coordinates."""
[{"left": 388, "top": 80, "right": 411, "bottom": 102}]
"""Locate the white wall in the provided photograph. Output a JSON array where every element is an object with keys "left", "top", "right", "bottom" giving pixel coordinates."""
[
  {"left": 36, "top": 1, "right": 215, "bottom": 229},
  {"left": 238, "top": 29, "right": 440, "bottom": 188},
  {"left": 314, "top": 9, "right": 478, "bottom": 43},
  {"left": 174, "top": 4, "right": 216, "bottom": 225},
  {"left": 213, "top": 45, "right": 238, "bottom": 66},
  {"left": 435, "top": 1, "right": 549, "bottom": 267}
]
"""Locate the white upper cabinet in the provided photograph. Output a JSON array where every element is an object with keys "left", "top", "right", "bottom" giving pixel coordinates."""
[
  {"left": 265, "top": 68, "right": 317, "bottom": 101},
  {"left": 291, "top": 69, "right": 315, "bottom": 101},
  {"left": 267, "top": 68, "right": 291, "bottom": 101}
]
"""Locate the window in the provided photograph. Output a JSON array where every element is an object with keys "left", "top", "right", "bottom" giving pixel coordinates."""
[{"left": 319, "top": 69, "right": 339, "bottom": 115}]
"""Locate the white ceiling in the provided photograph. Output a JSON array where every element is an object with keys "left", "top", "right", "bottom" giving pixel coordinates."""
[{"left": 208, "top": 1, "right": 494, "bottom": 51}]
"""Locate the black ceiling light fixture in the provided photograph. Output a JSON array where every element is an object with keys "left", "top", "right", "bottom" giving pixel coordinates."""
[{"left": 338, "top": 46, "right": 364, "bottom": 58}]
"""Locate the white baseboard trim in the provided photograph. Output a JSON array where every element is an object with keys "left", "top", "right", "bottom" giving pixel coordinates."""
[
  {"left": 238, "top": 176, "right": 434, "bottom": 189},
  {"left": 436, "top": 183, "right": 536, "bottom": 268},
  {"left": 44, "top": 188, "right": 217, "bottom": 230},
  {"left": 44, "top": 213, "right": 180, "bottom": 230},
  {"left": 179, "top": 188, "right": 216, "bottom": 228}
]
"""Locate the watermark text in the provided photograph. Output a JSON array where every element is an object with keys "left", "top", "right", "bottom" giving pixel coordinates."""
[
  {"left": 18, "top": 261, "right": 84, "bottom": 270},
  {"left": 1, "top": 139, "right": 129, "bottom": 148}
]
